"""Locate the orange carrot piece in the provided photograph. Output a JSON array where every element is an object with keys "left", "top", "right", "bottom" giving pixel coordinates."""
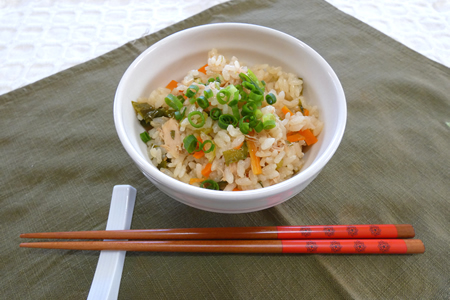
[
  {"left": 286, "top": 132, "right": 306, "bottom": 143},
  {"left": 189, "top": 178, "right": 205, "bottom": 185},
  {"left": 298, "top": 129, "right": 318, "bottom": 146},
  {"left": 281, "top": 106, "right": 294, "bottom": 116},
  {"left": 166, "top": 80, "right": 178, "bottom": 90},
  {"left": 303, "top": 108, "right": 309, "bottom": 116},
  {"left": 232, "top": 188, "right": 241, "bottom": 191},
  {"left": 201, "top": 163, "right": 213, "bottom": 178},
  {"left": 234, "top": 141, "right": 244, "bottom": 150},
  {"left": 193, "top": 150, "right": 204, "bottom": 159},
  {"left": 198, "top": 64, "right": 208, "bottom": 74},
  {"left": 247, "top": 139, "right": 262, "bottom": 175}
]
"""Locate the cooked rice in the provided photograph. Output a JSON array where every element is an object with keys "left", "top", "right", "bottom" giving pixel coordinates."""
[{"left": 134, "top": 49, "right": 323, "bottom": 191}]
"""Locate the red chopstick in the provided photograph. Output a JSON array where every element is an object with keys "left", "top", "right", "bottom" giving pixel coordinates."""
[
  {"left": 19, "top": 224, "right": 414, "bottom": 240},
  {"left": 19, "top": 239, "right": 425, "bottom": 254}
]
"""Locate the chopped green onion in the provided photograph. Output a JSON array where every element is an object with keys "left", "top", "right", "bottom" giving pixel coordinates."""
[
  {"left": 239, "top": 118, "right": 250, "bottom": 134},
  {"left": 254, "top": 109, "right": 262, "bottom": 119},
  {"left": 262, "top": 114, "right": 276, "bottom": 130},
  {"left": 216, "top": 76, "right": 221, "bottom": 83},
  {"left": 263, "top": 120, "right": 276, "bottom": 130},
  {"left": 239, "top": 90, "right": 248, "bottom": 102},
  {"left": 242, "top": 114, "right": 252, "bottom": 122},
  {"left": 201, "top": 140, "right": 215, "bottom": 153},
  {"left": 228, "top": 85, "right": 239, "bottom": 101},
  {"left": 217, "top": 89, "right": 231, "bottom": 105},
  {"left": 266, "top": 93, "right": 277, "bottom": 105},
  {"left": 207, "top": 78, "right": 215, "bottom": 83},
  {"left": 217, "top": 85, "right": 239, "bottom": 105},
  {"left": 174, "top": 107, "right": 186, "bottom": 121},
  {"left": 262, "top": 113, "right": 276, "bottom": 123},
  {"left": 183, "top": 135, "right": 199, "bottom": 153},
  {"left": 239, "top": 70, "right": 264, "bottom": 94},
  {"left": 236, "top": 84, "right": 248, "bottom": 102},
  {"left": 165, "top": 94, "right": 183, "bottom": 111},
  {"left": 186, "top": 84, "right": 199, "bottom": 98},
  {"left": 196, "top": 96, "right": 209, "bottom": 109},
  {"left": 210, "top": 108, "right": 222, "bottom": 120},
  {"left": 228, "top": 99, "right": 238, "bottom": 107},
  {"left": 249, "top": 90, "right": 263, "bottom": 102},
  {"left": 247, "top": 69, "right": 265, "bottom": 92},
  {"left": 242, "top": 102, "right": 256, "bottom": 116},
  {"left": 140, "top": 131, "right": 151, "bottom": 143},
  {"left": 254, "top": 120, "right": 264, "bottom": 132},
  {"left": 242, "top": 81, "right": 254, "bottom": 91},
  {"left": 232, "top": 105, "right": 240, "bottom": 120},
  {"left": 187, "top": 111, "right": 205, "bottom": 128},
  {"left": 246, "top": 115, "right": 257, "bottom": 128},
  {"left": 200, "top": 179, "right": 219, "bottom": 190},
  {"left": 218, "top": 114, "right": 238, "bottom": 130},
  {"left": 204, "top": 89, "right": 213, "bottom": 99},
  {"left": 239, "top": 72, "right": 249, "bottom": 81},
  {"left": 189, "top": 97, "right": 197, "bottom": 104}
]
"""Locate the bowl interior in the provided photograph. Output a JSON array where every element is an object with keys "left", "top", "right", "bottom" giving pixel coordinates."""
[{"left": 115, "top": 23, "right": 346, "bottom": 197}]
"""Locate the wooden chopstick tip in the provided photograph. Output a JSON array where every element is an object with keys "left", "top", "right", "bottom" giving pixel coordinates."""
[
  {"left": 405, "top": 239, "right": 425, "bottom": 254},
  {"left": 395, "top": 224, "right": 416, "bottom": 238}
]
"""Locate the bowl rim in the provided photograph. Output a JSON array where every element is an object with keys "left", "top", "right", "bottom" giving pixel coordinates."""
[{"left": 114, "top": 22, "right": 347, "bottom": 201}]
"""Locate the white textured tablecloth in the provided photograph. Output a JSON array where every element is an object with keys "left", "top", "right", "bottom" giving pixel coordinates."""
[{"left": 1, "top": 0, "right": 449, "bottom": 96}]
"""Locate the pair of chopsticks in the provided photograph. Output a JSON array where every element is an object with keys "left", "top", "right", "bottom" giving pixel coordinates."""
[{"left": 20, "top": 224, "right": 424, "bottom": 254}]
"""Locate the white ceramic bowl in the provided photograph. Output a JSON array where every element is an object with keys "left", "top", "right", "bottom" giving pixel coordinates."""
[{"left": 114, "top": 23, "right": 346, "bottom": 213}]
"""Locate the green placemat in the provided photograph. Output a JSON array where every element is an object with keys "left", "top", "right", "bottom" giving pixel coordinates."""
[{"left": 1, "top": 0, "right": 449, "bottom": 299}]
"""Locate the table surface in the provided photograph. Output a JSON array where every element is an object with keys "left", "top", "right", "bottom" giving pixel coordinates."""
[
  {"left": 1, "top": 0, "right": 449, "bottom": 96},
  {"left": 2, "top": 1, "right": 449, "bottom": 299}
]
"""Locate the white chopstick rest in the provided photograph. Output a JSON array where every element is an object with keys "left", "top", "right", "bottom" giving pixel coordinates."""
[{"left": 87, "top": 185, "right": 136, "bottom": 300}]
